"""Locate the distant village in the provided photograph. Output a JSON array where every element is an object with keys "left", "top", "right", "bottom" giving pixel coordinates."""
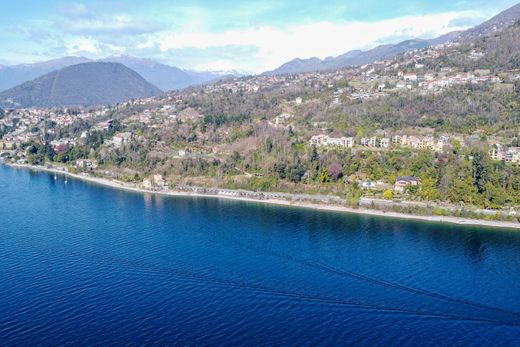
[
  {"left": 202, "top": 42, "right": 520, "bottom": 103},
  {"left": 309, "top": 133, "right": 520, "bottom": 164},
  {"left": 2, "top": 102, "right": 519, "bottom": 170}
]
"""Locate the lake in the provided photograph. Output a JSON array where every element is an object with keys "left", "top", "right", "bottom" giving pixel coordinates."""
[{"left": 1, "top": 164, "right": 519, "bottom": 346}]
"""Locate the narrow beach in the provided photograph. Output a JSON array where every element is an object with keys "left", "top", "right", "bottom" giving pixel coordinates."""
[{"left": 4, "top": 162, "right": 520, "bottom": 230}]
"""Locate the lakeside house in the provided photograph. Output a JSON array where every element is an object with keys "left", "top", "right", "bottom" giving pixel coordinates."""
[
  {"left": 395, "top": 176, "right": 420, "bottom": 193},
  {"left": 50, "top": 138, "right": 74, "bottom": 152},
  {"left": 75, "top": 159, "right": 97, "bottom": 171},
  {"left": 142, "top": 174, "right": 169, "bottom": 190}
]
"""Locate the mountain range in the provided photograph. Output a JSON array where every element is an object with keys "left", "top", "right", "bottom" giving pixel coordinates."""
[
  {"left": 1, "top": 2, "right": 520, "bottom": 108},
  {"left": 0, "top": 56, "right": 232, "bottom": 92},
  {"left": 0, "top": 62, "right": 162, "bottom": 108},
  {"left": 98, "top": 56, "right": 229, "bottom": 91},
  {"left": 264, "top": 39, "right": 441, "bottom": 75},
  {"left": 461, "top": 2, "right": 520, "bottom": 38},
  {"left": 264, "top": 3, "right": 520, "bottom": 75}
]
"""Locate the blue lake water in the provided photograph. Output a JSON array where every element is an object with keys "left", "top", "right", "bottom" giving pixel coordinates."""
[{"left": 1, "top": 164, "right": 520, "bottom": 346}]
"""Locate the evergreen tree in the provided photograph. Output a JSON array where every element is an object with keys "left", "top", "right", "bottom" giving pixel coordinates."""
[{"left": 472, "top": 151, "right": 488, "bottom": 194}]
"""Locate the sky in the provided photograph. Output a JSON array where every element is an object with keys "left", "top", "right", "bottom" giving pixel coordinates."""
[{"left": 0, "top": 0, "right": 518, "bottom": 73}]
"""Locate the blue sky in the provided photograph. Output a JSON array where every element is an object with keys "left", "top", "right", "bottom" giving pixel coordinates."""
[{"left": 1, "top": 0, "right": 518, "bottom": 72}]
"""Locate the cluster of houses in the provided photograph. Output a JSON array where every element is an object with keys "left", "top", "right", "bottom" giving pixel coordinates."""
[
  {"left": 360, "top": 176, "right": 421, "bottom": 193},
  {"left": 310, "top": 134, "right": 520, "bottom": 166},
  {"left": 178, "top": 33, "right": 515, "bottom": 105},
  {"left": 1, "top": 108, "right": 107, "bottom": 129},
  {"left": 0, "top": 131, "right": 39, "bottom": 149},
  {"left": 394, "top": 70, "right": 501, "bottom": 91},
  {"left": 390, "top": 135, "right": 449, "bottom": 152},
  {"left": 201, "top": 61, "right": 359, "bottom": 97},
  {"left": 489, "top": 146, "right": 520, "bottom": 164},
  {"left": 311, "top": 134, "right": 450, "bottom": 152}
]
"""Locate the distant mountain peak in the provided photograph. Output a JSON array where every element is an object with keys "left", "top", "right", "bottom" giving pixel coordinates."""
[
  {"left": 102, "top": 55, "right": 159, "bottom": 68},
  {"left": 30, "top": 56, "right": 92, "bottom": 68},
  {"left": 0, "top": 62, "right": 162, "bottom": 108}
]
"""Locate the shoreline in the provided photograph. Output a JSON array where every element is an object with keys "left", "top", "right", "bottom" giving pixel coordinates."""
[{"left": 4, "top": 162, "right": 520, "bottom": 230}]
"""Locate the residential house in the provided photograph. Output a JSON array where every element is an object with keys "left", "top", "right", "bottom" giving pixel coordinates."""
[
  {"left": 505, "top": 148, "right": 520, "bottom": 164},
  {"left": 152, "top": 174, "right": 168, "bottom": 189},
  {"left": 407, "top": 136, "right": 422, "bottom": 149},
  {"left": 0, "top": 140, "right": 16, "bottom": 150},
  {"left": 327, "top": 137, "right": 354, "bottom": 148},
  {"left": 275, "top": 113, "right": 293, "bottom": 125},
  {"left": 311, "top": 135, "right": 329, "bottom": 146},
  {"left": 142, "top": 174, "right": 169, "bottom": 190},
  {"left": 433, "top": 140, "right": 446, "bottom": 153},
  {"left": 50, "top": 138, "right": 73, "bottom": 152},
  {"left": 403, "top": 73, "right": 417, "bottom": 82},
  {"left": 311, "top": 135, "right": 353, "bottom": 148},
  {"left": 419, "top": 136, "right": 435, "bottom": 150},
  {"left": 489, "top": 145, "right": 505, "bottom": 161},
  {"left": 395, "top": 176, "right": 420, "bottom": 193},
  {"left": 142, "top": 178, "right": 154, "bottom": 190},
  {"left": 361, "top": 181, "right": 376, "bottom": 189},
  {"left": 94, "top": 119, "right": 113, "bottom": 131},
  {"left": 112, "top": 132, "right": 133, "bottom": 147},
  {"left": 178, "top": 148, "right": 195, "bottom": 157},
  {"left": 75, "top": 159, "right": 96, "bottom": 171},
  {"left": 360, "top": 137, "right": 377, "bottom": 147}
]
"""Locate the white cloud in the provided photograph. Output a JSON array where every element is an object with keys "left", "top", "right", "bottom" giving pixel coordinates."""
[
  {"left": 152, "top": 10, "right": 487, "bottom": 72},
  {"left": 61, "top": 38, "right": 126, "bottom": 58},
  {"left": 194, "top": 59, "right": 240, "bottom": 72},
  {"left": 63, "top": 13, "right": 159, "bottom": 35},
  {"left": 65, "top": 38, "right": 99, "bottom": 55},
  {"left": 3, "top": 5, "right": 493, "bottom": 72},
  {"left": 56, "top": 3, "right": 163, "bottom": 36}
]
